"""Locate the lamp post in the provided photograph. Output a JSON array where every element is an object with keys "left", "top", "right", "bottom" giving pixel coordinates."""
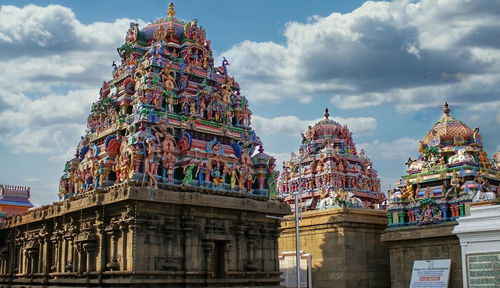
[
  {"left": 294, "top": 145, "right": 308, "bottom": 288},
  {"left": 294, "top": 183, "right": 301, "bottom": 288}
]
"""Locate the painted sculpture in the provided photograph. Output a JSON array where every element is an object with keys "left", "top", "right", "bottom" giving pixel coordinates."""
[
  {"left": 387, "top": 103, "right": 500, "bottom": 227},
  {"left": 277, "top": 108, "right": 384, "bottom": 211},
  {"left": 58, "top": 3, "right": 277, "bottom": 199}
]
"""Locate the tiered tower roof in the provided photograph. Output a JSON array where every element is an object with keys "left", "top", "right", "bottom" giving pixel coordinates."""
[
  {"left": 58, "top": 3, "right": 278, "bottom": 198},
  {"left": 387, "top": 103, "right": 500, "bottom": 227},
  {"left": 278, "top": 108, "right": 384, "bottom": 210}
]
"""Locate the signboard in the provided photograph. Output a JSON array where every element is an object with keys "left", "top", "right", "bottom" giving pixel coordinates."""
[
  {"left": 409, "top": 259, "right": 451, "bottom": 288},
  {"left": 279, "top": 251, "right": 312, "bottom": 288},
  {"left": 466, "top": 252, "right": 500, "bottom": 288}
]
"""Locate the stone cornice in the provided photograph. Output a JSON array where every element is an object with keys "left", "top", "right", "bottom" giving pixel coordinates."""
[{"left": 2, "top": 181, "right": 291, "bottom": 228}]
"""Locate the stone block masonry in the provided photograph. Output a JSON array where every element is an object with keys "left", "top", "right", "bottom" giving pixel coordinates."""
[
  {"left": 381, "top": 221, "right": 462, "bottom": 288},
  {"left": 278, "top": 208, "right": 390, "bottom": 288},
  {"left": 0, "top": 181, "right": 290, "bottom": 287}
]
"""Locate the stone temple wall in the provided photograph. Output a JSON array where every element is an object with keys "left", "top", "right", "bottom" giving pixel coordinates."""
[
  {"left": 381, "top": 222, "right": 463, "bottom": 288},
  {"left": 0, "top": 182, "right": 290, "bottom": 287},
  {"left": 278, "top": 208, "right": 390, "bottom": 288}
]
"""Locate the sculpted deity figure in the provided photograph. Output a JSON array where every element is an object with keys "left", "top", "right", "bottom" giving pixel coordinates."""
[
  {"left": 165, "top": 92, "right": 176, "bottom": 113},
  {"left": 144, "top": 138, "right": 160, "bottom": 188},
  {"left": 305, "top": 126, "right": 313, "bottom": 140},
  {"left": 267, "top": 160, "right": 279, "bottom": 198},
  {"left": 478, "top": 150, "right": 490, "bottom": 169},
  {"left": 445, "top": 170, "right": 461, "bottom": 198},
  {"left": 203, "top": 159, "right": 212, "bottom": 185},
  {"left": 189, "top": 101, "right": 197, "bottom": 117},
  {"left": 238, "top": 166, "right": 246, "bottom": 191},
  {"left": 211, "top": 163, "right": 221, "bottom": 187},
  {"left": 402, "top": 182, "right": 416, "bottom": 203},
  {"left": 195, "top": 161, "right": 206, "bottom": 186},
  {"left": 199, "top": 100, "right": 206, "bottom": 118},
  {"left": 245, "top": 166, "right": 254, "bottom": 192},
  {"left": 160, "top": 67, "right": 177, "bottom": 91},
  {"left": 419, "top": 140, "right": 425, "bottom": 154},
  {"left": 182, "top": 158, "right": 196, "bottom": 186},
  {"left": 230, "top": 165, "right": 239, "bottom": 190},
  {"left": 126, "top": 23, "right": 138, "bottom": 44}
]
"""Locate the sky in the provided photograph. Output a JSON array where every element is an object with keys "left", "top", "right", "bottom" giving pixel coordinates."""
[{"left": 1, "top": 0, "right": 500, "bottom": 206}]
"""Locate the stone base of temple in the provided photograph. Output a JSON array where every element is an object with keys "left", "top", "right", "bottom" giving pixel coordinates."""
[
  {"left": 0, "top": 182, "right": 290, "bottom": 287},
  {"left": 381, "top": 222, "right": 463, "bottom": 288},
  {"left": 278, "top": 208, "right": 390, "bottom": 288}
]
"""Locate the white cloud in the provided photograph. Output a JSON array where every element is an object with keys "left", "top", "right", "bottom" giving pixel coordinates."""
[
  {"left": 221, "top": 0, "right": 500, "bottom": 112},
  {"left": 0, "top": 123, "right": 86, "bottom": 155},
  {"left": 358, "top": 137, "right": 419, "bottom": 160},
  {"left": 0, "top": 4, "right": 143, "bottom": 158},
  {"left": 265, "top": 152, "right": 291, "bottom": 172},
  {"left": 252, "top": 114, "right": 376, "bottom": 137},
  {"left": 29, "top": 183, "right": 59, "bottom": 206}
]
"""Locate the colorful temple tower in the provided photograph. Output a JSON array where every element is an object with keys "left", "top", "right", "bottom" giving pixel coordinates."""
[
  {"left": 57, "top": 2, "right": 276, "bottom": 198},
  {"left": 277, "top": 108, "right": 384, "bottom": 210},
  {"left": 387, "top": 103, "right": 500, "bottom": 227},
  {"left": 0, "top": 4, "right": 289, "bottom": 287},
  {"left": 0, "top": 185, "right": 34, "bottom": 219}
]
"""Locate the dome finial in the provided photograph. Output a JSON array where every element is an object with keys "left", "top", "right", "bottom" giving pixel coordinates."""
[
  {"left": 168, "top": 2, "right": 175, "bottom": 18},
  {"left": 324, "top": 107, "right": 330, "bottom": 120},
  {"left": 443, "top": 102, "right": 450, "bottom": 116}
]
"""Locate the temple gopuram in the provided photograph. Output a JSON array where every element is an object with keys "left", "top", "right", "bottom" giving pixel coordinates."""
[
  {"left": 277, "top": 108, "right": 384, "bottom": 210},
  {"left": 387, "top": 102, "right": 500, "bottom": 227},
  {"left": 0, "top": 4, "right": 290, "bottom": 287}
]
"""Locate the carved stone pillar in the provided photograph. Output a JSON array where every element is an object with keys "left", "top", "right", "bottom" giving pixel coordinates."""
[
  {"left": 76, "top": 243, "right": 84, "bottom": 275},
  {"left": 83, "top": 243, "right": 96, "bottom": 272},
  {"left": 128, "top": 223, "right": 136, "bottom": 271},
  {"left": 50, "top": 239, "right": 58, "bottom": 273},
  {"left": 106, "top": 230, "right": 120, "bottom": 271},
  {"left": 162, "top": 215, "right": 176, "bottom": 270},
  {"left": 202, "top": 241, "right": 214, "bottom": 277},
  {"left": 273, "top": 226, "right": 281, "bottom": 271},
  {"left": 16, "top": 245, "right": 22, "bottom": 275},
  {"left": 42, "top": 236, "right": 50, "bottom": 276},
  {"left": 182, "top": 211, "right": 195, "bottom": 271},
  {"left": 120, "top": 224, "right": 128, "bottom": 271},
  {"left": 27, "top": 248, "right": 38, "bottom": 275},
  {"left": 62, "top": 237, "right": 70, "bottom": 272},
  {"left": 37, "top": 238, "right": 44, "bottom": 274},
  {"left": 224, "top": 243, "right": 231, "bottom": 275},
  {"left": 235, "top": 225, "right": 245, "bottom": 271},
  {"left": 246, "top": 227, "right": 259, "bottom": 271},
  {"left": 97, "top": 223, "right": 106, "bottom": 274}
]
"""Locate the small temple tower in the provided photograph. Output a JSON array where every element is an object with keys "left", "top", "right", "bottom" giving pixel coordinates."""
[
  {"left": 0, "top": 185, "right": 34, "bottom": 220},
  {"left": 386, "top": 102, "right": 500, "bottom": 227},
  {"left": 0, "top": 4, "right": 290, "bottom": 287},
  {"left": 381, "top": 103, "right": 500, "bottom": 287},
  {"left": 277, "top": 108, "right": 390, "bottom": 288},
  {"left": 278, "top": 108, "right": 384, "bottom": 210}
]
